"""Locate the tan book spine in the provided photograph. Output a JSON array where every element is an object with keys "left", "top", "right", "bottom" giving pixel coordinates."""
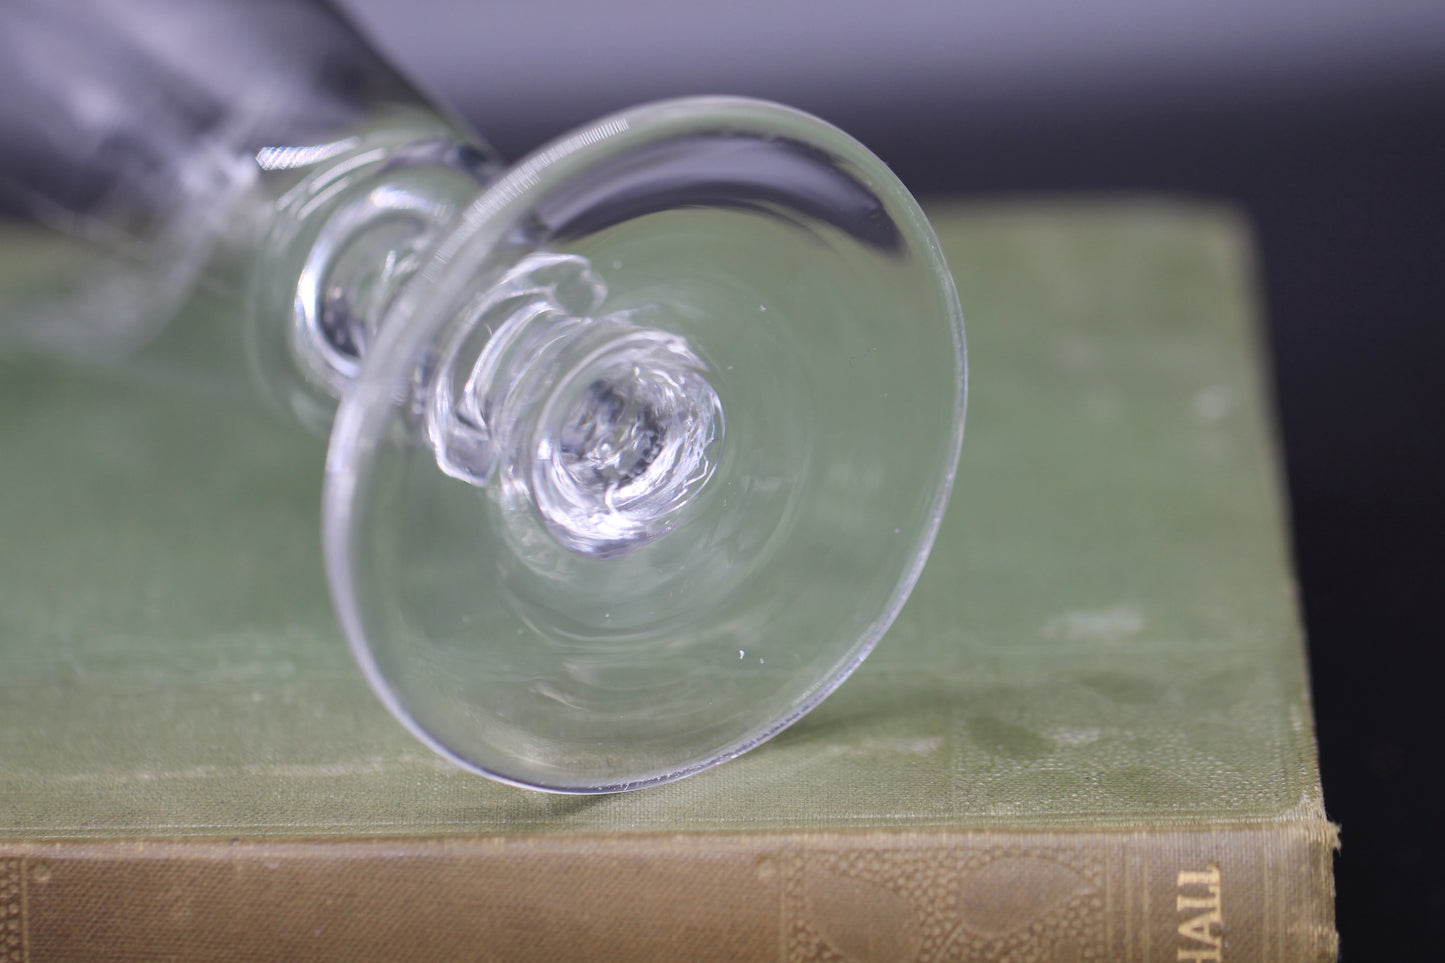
[{"left": 2, "top": 821, "right": 1336, "bottom": 962}]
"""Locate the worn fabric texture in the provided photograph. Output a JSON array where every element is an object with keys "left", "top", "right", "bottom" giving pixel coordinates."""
[{"left": 0, "top": 200, "right": 1335, "bottom": 962}]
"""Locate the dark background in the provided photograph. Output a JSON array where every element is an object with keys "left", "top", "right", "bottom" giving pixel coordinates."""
[{"left": 341, "top": 0, "right": 1443, "bottom": 955}]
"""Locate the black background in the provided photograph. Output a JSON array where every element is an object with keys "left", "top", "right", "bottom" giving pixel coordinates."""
[{"left": 347, "top": 2, "right": 1442, "bottom": 954}]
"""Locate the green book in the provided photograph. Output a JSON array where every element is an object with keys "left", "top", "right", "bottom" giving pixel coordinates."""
[{"left": 0, "top": 200, "right": 1336, "bottom": 962}]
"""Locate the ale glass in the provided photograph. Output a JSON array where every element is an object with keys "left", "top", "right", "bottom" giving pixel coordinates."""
[{"left": 0, "top": 0, "right": 966, "bottom": 792}]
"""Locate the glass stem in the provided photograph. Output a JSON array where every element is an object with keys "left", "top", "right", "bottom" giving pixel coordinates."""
[
  {"left": 255, "top": 129, "right": 725, "bottom": 559},
  {"left": 248, "top": 124, "right": 500, "bottom": 430}
]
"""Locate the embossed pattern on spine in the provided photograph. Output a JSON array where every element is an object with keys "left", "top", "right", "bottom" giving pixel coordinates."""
[
  {"left": 785, "top": 844, "right": 1105, "bottom": 963},
  {"left": 0, "top": 859, "right": 24, "bottom": 963}
]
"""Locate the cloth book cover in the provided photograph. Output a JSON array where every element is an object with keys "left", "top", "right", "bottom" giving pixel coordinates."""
[{"left": 0, "top": 200, "right": 1336, "bottom": 962}]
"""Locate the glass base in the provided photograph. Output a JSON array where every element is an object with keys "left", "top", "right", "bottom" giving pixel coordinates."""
[{"left": 324, "top": 97, "right": 967, "bottom": 792}]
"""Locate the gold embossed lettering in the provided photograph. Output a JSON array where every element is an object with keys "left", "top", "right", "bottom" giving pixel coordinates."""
[
  {"left": 1176, "top": 864, "right": 1222, "bottom": 962},
  {"left": 1176, "top": 867, "right": 1220, "bottom": 887}
]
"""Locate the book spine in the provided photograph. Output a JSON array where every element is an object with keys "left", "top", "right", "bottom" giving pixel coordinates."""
[{"left": 0, "top": 822, "right": 1336, "bottom": 962}]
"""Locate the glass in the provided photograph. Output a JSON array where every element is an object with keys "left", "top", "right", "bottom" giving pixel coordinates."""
[{"left": 0, "top": 0, "right": 966, "bottom": 792}]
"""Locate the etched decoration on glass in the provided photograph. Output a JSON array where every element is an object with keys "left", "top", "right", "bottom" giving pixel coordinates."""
[{"left": 0, "top": 0, "right": 967, "bottom": 792}]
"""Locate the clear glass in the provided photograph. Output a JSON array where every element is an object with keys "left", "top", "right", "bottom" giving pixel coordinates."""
[{"left": 0, "top": 0, "right": 966, "bottom": 792}]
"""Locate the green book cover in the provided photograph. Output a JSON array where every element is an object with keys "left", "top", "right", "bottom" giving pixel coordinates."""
[{"left": 0, "top": 200, "right": 1336, "bottom": 962}]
